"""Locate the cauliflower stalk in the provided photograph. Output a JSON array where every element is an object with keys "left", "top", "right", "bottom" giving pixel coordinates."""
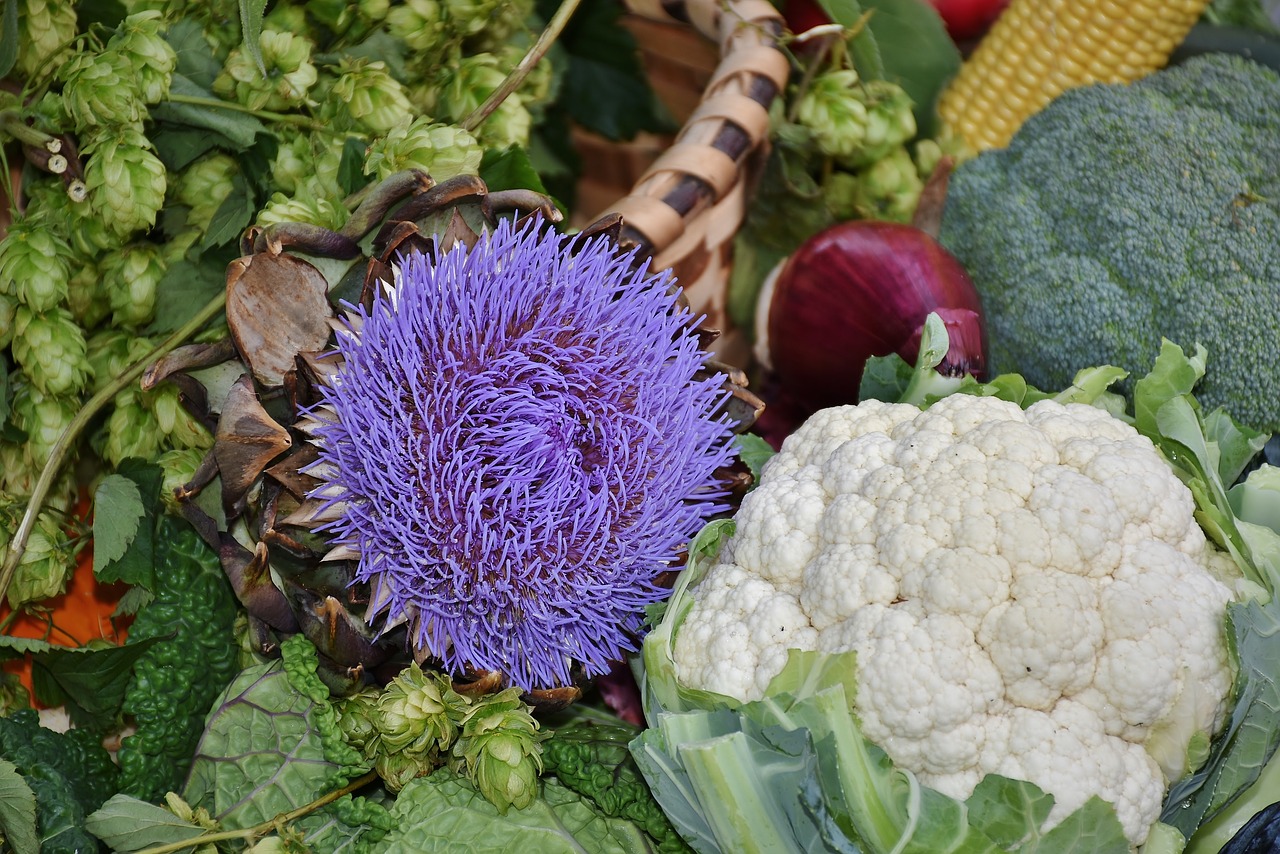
[{"left": 671, "top": 394, "right": 1234, "bottom": 848}]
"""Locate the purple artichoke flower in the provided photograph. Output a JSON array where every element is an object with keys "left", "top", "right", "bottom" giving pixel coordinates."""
[{"left": 306, "top": 217, "right": 736, "bottom": 690}]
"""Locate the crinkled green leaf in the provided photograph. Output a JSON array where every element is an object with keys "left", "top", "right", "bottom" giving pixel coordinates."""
[
  {"left": 0, "top": 759, "right": 39, "bottom": 854},
  {"left": 91, "top": 474, "right": 144, "bottom": 578},
  {"left": 1025, "top": 796, "right": 1129, "bottom": 853},
  {"left": 84, "top": 794, "right": 207, "bottom": 852},
  {"left": 165, "top": 19, "right": 222, "bottom": 88},
  {"left": 183, "top": 662, "right": 338, "bottom": 828},
  {"left": 381, "top": 769, "right": 658, "bottom": 853}
]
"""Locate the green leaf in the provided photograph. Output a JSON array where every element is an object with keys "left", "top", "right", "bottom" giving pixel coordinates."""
[
  {"left": 0, "top": 0, "right": 19, "bottom": 80},
  {"left": 165, "top": 19, "right": 223, "bottom": 89},
  {"left": 238, "top": 0, "right": 268, "bottom": 75},
  {"left": 858, "top": 353, "right": 914, "bottom": 403},
  {"left": 381, "top": 770, "right": 657, "bottom": 853},
  {"left": 152, "top": 75, "right": 266, "bottom": 150},
  {"left": 1164, "top": 595, "right": 1280, "bottom": 837},
  {"left": 734, "top": 433, "right": 777, "bottom": 486},
  {"left": 0, "top": 636, "right": 56, "bottom": 660},
  {"left": 817, "top": 0, "right": 884, "bottom": 80},
  {"left": 30, "top": 636, "right": 166, "bottom": 731},
  {"left": 201, "top": 171, "right": 255, "bottom": 251},
  {"left": 0, "top": 357, "right": 11, "bottom": 431},
  {"left": 183, "top": 663, "right": 339, "bottom": 827},
  {"left": 85, "top": 794, "right": 207, "bottom": 853},
  {"left": 148, "top": 255, "right": 228, "bottom": 334},
  {"left": 93, "top": 460, "right": 164, "bottom": 589},
  {"left": 964, "top": 775, "right": 1054, "bottom": 849},
  {"left": 91, "top": 475, "right": 144, "bottom": 577},
  {"left": 480, "top": 146, "right": 551, "bottom": 196},
  {"left": 854, "top": 0, "right": 962, "bottom": 137},
  {"left": 0, "top": 759, "right": 39, "bottom": 854},
  {"left": 1025, "top": 796, "right": 1129, "bottom": 853},
  {"left": 546, "top": 0, "right": 676, "bottom": 140},
  {"left": 337, "top": 136, "right": 369, "bottom": 197},
  {"left": 151, "top": 126, "right": 229, "bottom": 172}
]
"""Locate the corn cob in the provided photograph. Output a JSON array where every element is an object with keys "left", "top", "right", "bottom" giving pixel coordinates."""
[{"left": 937, "top": 0, "right": 1211, "bottom": 152}]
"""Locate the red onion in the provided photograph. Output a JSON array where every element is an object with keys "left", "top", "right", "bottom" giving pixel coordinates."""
[{"left": 754, "top": 220, "right": 988, "bottom": 419}]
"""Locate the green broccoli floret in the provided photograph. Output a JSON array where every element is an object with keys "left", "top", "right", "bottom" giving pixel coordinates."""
[
  {"left": 116, "top": 514, "right": 240, "bottom": 801},
  {"left": 938, "top": 53, "right": 1280, "bottom": 431}
]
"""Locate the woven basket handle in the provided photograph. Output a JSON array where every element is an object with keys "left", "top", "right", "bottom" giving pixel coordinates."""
[{"left": 606, "top": 0, "right": 789, "bottom": 357}]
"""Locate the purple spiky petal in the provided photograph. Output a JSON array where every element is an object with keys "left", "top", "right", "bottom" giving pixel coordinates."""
[{"left": 307, "top": 217, "right": 737, "bottom": 690}]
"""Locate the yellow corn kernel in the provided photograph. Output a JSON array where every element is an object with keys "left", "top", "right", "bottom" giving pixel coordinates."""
[{"left": 937, "top": 0, "right": 1210, "bottom": 152}]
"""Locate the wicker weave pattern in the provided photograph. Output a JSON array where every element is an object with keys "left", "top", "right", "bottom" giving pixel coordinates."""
[{"left": 608, "top": 0, "right": 789, "bottom": 363}]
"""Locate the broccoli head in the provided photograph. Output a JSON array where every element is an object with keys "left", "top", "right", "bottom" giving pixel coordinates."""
[{"left": 938, "top": 53, "right": 1280, "bottom": 430}]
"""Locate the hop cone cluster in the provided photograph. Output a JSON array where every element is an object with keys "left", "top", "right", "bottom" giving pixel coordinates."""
[{"left": 336, "top": 663, "right": 545, "bottom": 810}]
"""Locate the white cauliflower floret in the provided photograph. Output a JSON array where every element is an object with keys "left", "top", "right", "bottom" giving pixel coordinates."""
[{"left": 671, "top": 395, "right": 1236, "bottom": 849}]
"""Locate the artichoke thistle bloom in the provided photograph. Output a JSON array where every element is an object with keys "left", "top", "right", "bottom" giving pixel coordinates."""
[{"left": 306, "top": 218, "right": 736, "bottom": 690}]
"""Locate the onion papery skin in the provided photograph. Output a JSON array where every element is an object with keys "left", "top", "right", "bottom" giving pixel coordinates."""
[{"left": 762, "top": 220, "right": 989, "bottom": 416}]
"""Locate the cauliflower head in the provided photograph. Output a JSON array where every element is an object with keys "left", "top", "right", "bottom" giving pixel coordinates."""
[{"left": 672, "top": 394, "right": 1236, "bottom": 847}]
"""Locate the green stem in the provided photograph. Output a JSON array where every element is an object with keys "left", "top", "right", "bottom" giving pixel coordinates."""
[
  {"left": 0, "top": 292, "right": 228, "bottom": 608},
  {"left": 161, "top": 93, "right": 321, "bottom": 129},
  {"left": 132, "top": 772, "right": 380, "bottom": 854},
  {"left": 462, "top": 0, "right": 583, "bottom": 132},
  {"left": 0, "top": 111, "right": 60, "bottom": 150}
]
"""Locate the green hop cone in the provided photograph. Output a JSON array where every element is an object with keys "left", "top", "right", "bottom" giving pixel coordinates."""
[
  {"left": 426, "top": 53, "right": 506, "bottom": 121},
  {"left": 156, "top": 447, "right": 205, "bottom": 516},
  {"left": 214, "top": 29, "right": 318, "bottom": 112},
  {"left": 263, "top": 2, "right": 312, "bottom": 36},
  {"left": 58, "top": 50, "right": 145, "bottom": 133},
  {"left": 15, "top": 0, "right": 78, "bottom": 80},
  {"left": 0, "top": 214, "right": 72, "bottom": 312},
  {"left": 82, "top": 128, "right": 167, "bottom": 239},
  {"left": 256, "top": 190, "right": 349, "bottom": 231},
  {"left": 465, "top": 0, "right": 533, "bottom": 52},
  {"left": 796, "top": 69, "right": 869, "bottom": 162},
  {"left": 270, "top": 131, "right": 311, "bottom": 195},
  {"left": 475, "top": 96, "right": 532, "bottom": 152},
  {"left": 821, "top": 169, "right": 861, "bottom": 221},
  {"left": 145, "top": 382, "right": 212, "bottom": 451},
  {"left": 21, "top": 178, "right": 121, "bottom": 257},
  {"left": 86, "top": 328, "right": 141, "bottom": 395},
  {"left": 177, "top": 152, "right": 238, "bottom": 237},
  {"left": 451, "top": 687, "right": 545, "bottom": 813},
  {"left": 841, "top": 80, "right": 917, "bottom": 169},
  {"left": 107, "top": 11, "right": 178, "bottom": 104},
  {"left": 375, "top": 663, "right": 467, "bottom": 757},
  {"left": 365, "top": 118, "right": 482, "bottom": 183},
  {"left": 66, "top": 259, "right": 110, "bottom": 328},
  {"left": 101, "top": 241, "right": 165, "bottom": 328},
  {"left": 360, "top": 0, "right": 391, "bottom": 21},
  {"left": 851, "top": 145, "right": 925, "bottom": 223},
  {"left": 11, "top": 384, "right": 78, "bottom": 470},
  {"left": 99, "top": 389, "right": 161, "bottom": 466},
  {"left": 385, "top": 0, "right": 449, "bottom": 56},
  {"left": 0, "top": 672, "right": 31, "bottom": 715},
  {"left": 0, "top": 293, "right": 16, "bottom": 350},
  {"left": 324, "top": 59, "right": 413, "bottom": 136},
  {"left": 337, "top": 688, "right": 384, "bottom": 759},
  {"left": 375, "top": 749, "right": 436, "bottom": 794},
  {"left": 4, "top": 505, "right": 78, "bottom": 610},
  {"left": 12, "top": 306, "right": 91, "bottom": 396},
  {"left": 442, "top": 0, "right": 504, "bottom": 38}
]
